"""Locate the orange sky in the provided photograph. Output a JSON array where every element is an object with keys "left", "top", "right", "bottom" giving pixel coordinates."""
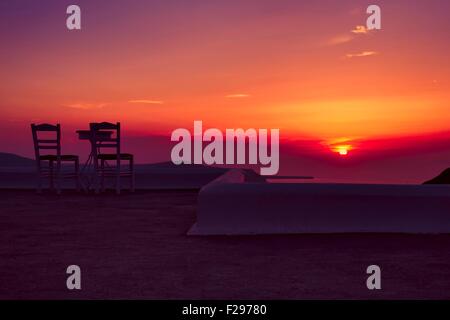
[{"left": 0, "top": 0, "right": 449, "bottom": 164}]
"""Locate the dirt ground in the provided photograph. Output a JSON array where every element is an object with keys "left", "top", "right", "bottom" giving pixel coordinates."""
[{"left": 1, "top": 189, "right": 450, "bottom": 299}]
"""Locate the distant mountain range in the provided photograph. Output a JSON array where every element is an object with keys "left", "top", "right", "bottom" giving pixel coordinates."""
[
  {"left": 0, "top": 152, "right": 227, "bottom": 174},
  {"left": 1, "top": 152, "right": 448, "bottom": 184},
  {"left": 0, "top": 152, "right": 229, "bottom": 189},
  {"left": 0, "top": 153, "right": 35, "bottom": 167}
]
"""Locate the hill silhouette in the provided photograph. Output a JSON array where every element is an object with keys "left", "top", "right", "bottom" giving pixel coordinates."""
[
  {"left": 423, "top": 168, "right": 450, "bottom": 184},
  {"left": 0, "top": 152, "right": 229, "bottom": 188},
  {"left": 135, "top": 161, "right": 227, "bottom": 174},
  {"left": 0, "top": 152, "right": 35, "bottom": 167},
  {"left": 0, "top": 152, "right": 228, "bottom": 173}
]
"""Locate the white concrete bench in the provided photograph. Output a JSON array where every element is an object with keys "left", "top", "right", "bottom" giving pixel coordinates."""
[{"left": 189, "top": 169, "right": 450, "bottom": 235}]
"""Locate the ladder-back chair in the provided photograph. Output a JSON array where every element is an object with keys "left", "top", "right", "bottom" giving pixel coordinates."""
[
  {"left": 31, "top": 123, "right": 80, "bottom": 194},
  {"left": 90, "top": 122, "right": 135, "bottom": 194}
]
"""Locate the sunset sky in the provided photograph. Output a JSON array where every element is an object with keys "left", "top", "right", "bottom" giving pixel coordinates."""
[{"left": 0, "top": 0, "right": 449, "bottom": 182}]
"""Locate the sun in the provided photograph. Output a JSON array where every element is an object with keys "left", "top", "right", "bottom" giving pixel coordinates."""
[
  {"left": 334, "top": 144, "right": 351, "bottom": 156},
  {"left": 322, "top": 138, "right": 355, "bottom": 157}
]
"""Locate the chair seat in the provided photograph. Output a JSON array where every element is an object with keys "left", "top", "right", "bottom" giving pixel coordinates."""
[
  {"left": 39, "top": 154, "right": 78, "bottom": 161},
  {"left": 97, "top": 153, "right": 133, "bottom": 160}
]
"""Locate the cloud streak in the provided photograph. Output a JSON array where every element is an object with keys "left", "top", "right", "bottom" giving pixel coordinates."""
[
  {"left": 64, "top": 103, "right": 108, "bottom": 110},
  {"left": 225, "top": 94, "right": 251, "bottom": 98},
  {"left": 351, "top": 25, "right": 369, "bottom": 34},
  {"left": 327, "top": 34, "right": 354, "bottom": 46},
  {"left": 345, "top": 51, "right": 378, "bottom": 58},
  {"left": 128, "top": 100, "right": 164, "bottom": 105},
  {"left": 327, "top": 25, "right": 371, "bottom": 46}
]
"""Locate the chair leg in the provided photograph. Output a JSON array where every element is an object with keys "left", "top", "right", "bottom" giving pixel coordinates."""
[
  {"left": 130, "top": 157, "right": 135, "bottom": 193},
  {"left": 93, "top": 156, "right": 100, "bottom": 194},
  {"left": 36, "top": 162, "right": 42, "bottom": 194},
  {"left": 56, "top": 161, "right": 61, "bottom": 195},
  {"left": 49, "top": 160, "right": 54, "bottom": 191},
  {"left": 101, "top": 159, "right": 105, "bottom": 192},
  {"left": 116, "top": 160, "right": 121, "bottom": 195},
  {"left": 37, "top": 173, "right": 43, "bottom": 194},
  {"left": 75, "top": 159, "right": 81, "bottom": 192}
]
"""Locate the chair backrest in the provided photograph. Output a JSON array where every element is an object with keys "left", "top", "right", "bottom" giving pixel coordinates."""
[
  {"left": 89, "top": 122, "right": 121, "bottom": 156},
  {"left": 31, "top": 123, "right": 61, "bottom": 160}
]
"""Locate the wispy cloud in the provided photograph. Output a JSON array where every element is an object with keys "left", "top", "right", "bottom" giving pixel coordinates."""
[
  {"left": 64, "top": 103, "right": 108, "bottom": 110},
  {"left": 128, "top": 99, "right": 164, "bottom": 105},
  {"left": 225, "top": 94, "right": 251, "bottom": 98},
  {"left": 327, "top": 34, "right": 354, "bottom": 46},
  {"left": 351, "top": 25, "right": 369, "bottom": 34},
  {"left": 345, "top": 51, "right": 378, "bottom": 58},
  {"left": 327, "top": 25, "right": 371, "bottom": 46}
]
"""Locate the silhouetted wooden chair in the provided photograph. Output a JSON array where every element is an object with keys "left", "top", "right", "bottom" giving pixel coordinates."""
[
  {"left": 31, "top": 123, "right": 80, "bottom": 194},
  {"left": 90, "top": 122, "right": 135, "bottom": 194}
]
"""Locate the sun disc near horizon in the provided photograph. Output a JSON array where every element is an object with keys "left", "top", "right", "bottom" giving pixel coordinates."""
[{"left": 333, "top": 145, "right": 351, "bottom": 156}]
